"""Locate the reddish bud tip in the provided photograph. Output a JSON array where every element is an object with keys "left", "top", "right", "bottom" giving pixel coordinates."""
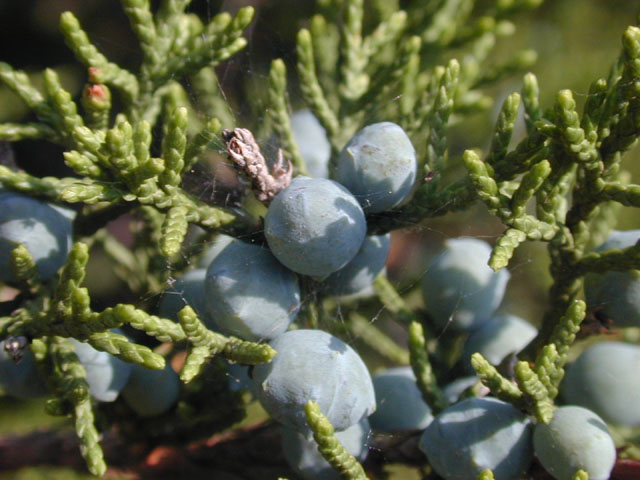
[
  {"left": 88, "top": 67, "right": 102, "bottom": 83},
  {"left": 85, "top": 84, "right": 107, "bottom": 100}
]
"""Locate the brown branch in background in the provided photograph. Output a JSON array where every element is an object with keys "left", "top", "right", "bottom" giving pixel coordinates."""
[
  {"left": 0, "top": 422, "right": 286, "bottom": 480},
  {"left": 0, "top": 421, "right": 430, "bottom": 480},
  {"left": 1, "top": 422, "right": 637, "bottom": 479},
  {"left": 223, "top": 128, "right": 292, "bottom": 204}
]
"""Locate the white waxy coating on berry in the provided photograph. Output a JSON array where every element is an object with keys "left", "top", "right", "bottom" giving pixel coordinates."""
[
  {"left": 369, "top": 366, "right": 433, "bottom": 431},
  {"left": 562, "top": 341, "right": 640, "bottom": 427},
  {"left": 321, "top": 234, "right": 390, "bottom": 296},
  {"left": 421, "top": 237, "right": 511, "bottom": 331},
  {"left": 71, "top": 338, "right": 132, "bottom": 402},
  {"left": 281, "top": 418, "right": 370, "bottom": 480},
  {"left": 584, "top": 230, "right": 640, "bottom": 327},
  {"left": 198, "top": 233, "right": 235, "bottom": 269},
  {"left": 122, "top": 362, "right": 180, "bottom": 417},
  {"left": 264, "top": 177, "right": 367, "bottom": 278},
  {"left": 533, "top": 406, "right": 616, "bottom": 480},
  {"left": 461, "top": 314, "right": 537, "bottom": 373},
  {"left": 204, "top": 240, "right": 300, "bottom": 341},
  {"left": 291, "top": 109, "right": 331, "bottom": 179},
  {"left": 442, "top": 376, "right": 481, "bottom": 404},
  {"left": 419, "top": 397, "right": 533, "bottom": 480},
  {"left": 0, "top": 192, "right": 74, "bottom": 282},
  {"left": 252, "top": 329, "right": 376, "bottom": 435},
  {"left": 334, "top": 122, "right": 417, "bottom": 213}
]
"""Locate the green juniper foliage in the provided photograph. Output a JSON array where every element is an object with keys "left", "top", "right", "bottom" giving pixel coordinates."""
[
  {"left": 0, "top": 0, "right": 639, "bottom": 478},
  {"left": 304, "top": 400, "right": 369, "bottom": 480}
]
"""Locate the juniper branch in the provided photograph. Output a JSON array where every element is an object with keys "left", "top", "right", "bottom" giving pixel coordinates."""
[
  {"left": 178, "top": 306, "right": 276, "bottom": 382},
  {"left": 48, "top": 336, "right": 106, "bottom": 477},
  {"left": 267, "top": 59, "right": 307, "bottom": 175},
  {"left": 59, "top": 12, "right": 139, "bottom": 105},
  {"left": 408, "top": 321, "right": 447, "bottom": 413},
  {"left": 297, "top": 29, "right": 341, "bottom": 151},
  {"left": 304, "top": 400, "right": 369, "bottom": 480},
  {"left": 470, "top": 352, "right": 524, "bottom": 407},
  {"left": 514, "top": 360, "right": 554, "bottom": 424}
]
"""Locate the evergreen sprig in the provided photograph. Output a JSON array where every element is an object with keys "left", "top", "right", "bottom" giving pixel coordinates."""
[
  {"left": 472, "top": 300, "right": 586, "bottom": 419},
  {"left": 304, "top": 400, "right": 369, "bottom": 480},
  {"left": 1, "top": 0, "right": 640, "bottom": 477},
  {"left": 0, "top": 240, "right": 275, "bottom": 475},
  {"left": 297, "top": 0, "right": 412, "bottom": 156},
  {"left": 514, "top": 360, "right": 554, "bottom": 424},
  {"left": 477, "top": 469, "right": 495, "bottom": 480},
  {"left": 0, "top": 0, "right": 256, "bottom": 259},
  {"left": 534, "top": 343, "right": 563, "bottom": 400},
  {"left": 48, "top": 336, "right": 106, "bottom": 477},
  {"left": 9, "top": 244, "right": 41, "bottom": 289},
  {"left": 470, "top": 352, "right": 524, "bottom": 407},
  {"left": 177, "top": 306, "right": 277, "bottom": 382},
  {"left": 408, "top": 320, "right": 447, "bottom": 413},
  {"left": 1, "top": 243, "right": 165, "bottom": 369},
  {"left": 267, "top": 59, "right": 308, "bottom": 175}
]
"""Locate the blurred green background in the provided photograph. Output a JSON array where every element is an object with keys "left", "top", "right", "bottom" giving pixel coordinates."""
[{"left": 0, "top": 0, "right": 639, "bottom": 478}]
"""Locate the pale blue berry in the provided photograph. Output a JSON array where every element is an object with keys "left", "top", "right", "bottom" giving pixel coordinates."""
[
  {"left": 562, "top": 341, "right": 640, "bottom": 427},
  {"left": 158, "top": 269, "right": 212, "bottom": 326},
  {"left": 584, "top": 230, "right": 640, "bottom": 327},
  {"left": 291, "top": 109, "right": 330, "bottom": 179},
  {"left": 419, "top": 397, "right": 533, "bottom": 480},
  {"left": 264, "top": 177, "right": 366, "bottom": 279},
  {"left": 321, "top": 234, "right": 390, "bottom": 296},
  {"left": 461, "top": 314, "right": 537, "bottom": 373},
  {"left": 533, "top": 406, "right": 616, "bottom": 480},
  {"left": 204, "top": 239, "right": 300, "bottom": 341},
  {"left": 281, "top": 418, "right": 370, "bottom": 480},
  {"left": 0, "top": 192, "right": 74, "bottom": 282},
  {"left": 421, "top": 237, "right": 510, "bottom": 331},
  {"left": 71, "top": 338, "right": 132, "bottom": 402},
  {"left": 442, "top": 376, "right": 481, "bottom": 404},
  {"left": 369, "top": 366, "right": 433, "bottom": 431},
  {"left": 252, "top": 329, "right": 376, "bottom": 435},
  {"left": 121, "top": 362, "right": 180, "bottom": 417},
  {"left": 198, "top": 233, "right": 234, "bottom": 269},
  {"left": 227, "top": 362, "right": 256, "bottom": 396},
  {"left": 0, "top": 341, "right": 48, "bottom": 399},
  {"left": 334, "top": 122, "right": 417, "bottom": 213}
]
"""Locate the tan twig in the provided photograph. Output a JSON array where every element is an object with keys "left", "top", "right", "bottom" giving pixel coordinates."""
[{"left": 222, "top": 128, "right": 292, "bottom": 203}]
